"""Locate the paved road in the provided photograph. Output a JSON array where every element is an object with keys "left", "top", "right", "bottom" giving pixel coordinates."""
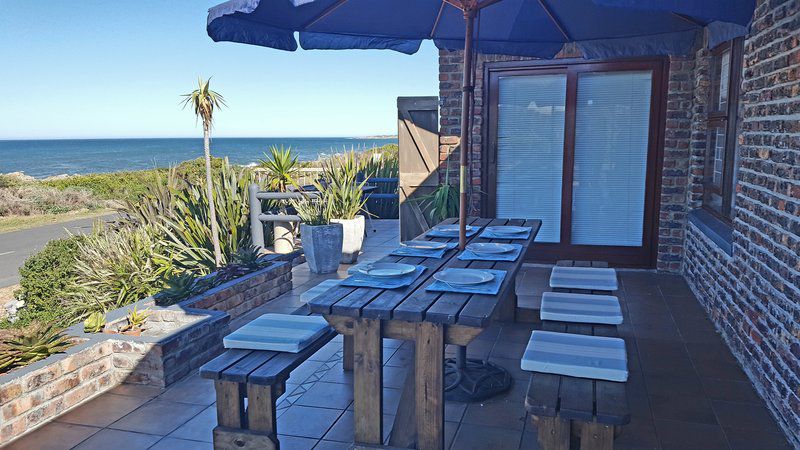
[{"left": 0, "top": 214, "right": 117, "bottom": 288}]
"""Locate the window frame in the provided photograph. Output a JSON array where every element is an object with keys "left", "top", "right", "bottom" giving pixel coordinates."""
[{"left": 703, "top": 38, "right": 744, "bottom": 221}]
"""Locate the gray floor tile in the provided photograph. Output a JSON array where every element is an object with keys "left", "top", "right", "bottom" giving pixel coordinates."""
[
  {"left": 149, "top": 437, "right": 214, "bottom": 450},
  {"left": 654, "top": 419, "right": 728, "bottom": 450},
  {"left": 724, "top": 426, "right": 792, "bottom": 450},
  {"left": 450, "top": 423, "right": 523, "bottom": 450},
  {"left": 278, "top": 435, "right": 320, "bottom": 449},
  {"left": 107, "top": 384, "right": 165, "bottom": 399},
  {"left": 56, "top": 393, "right": 149, "bottom": 427},
  {"left": 314, "top": 440, "right": 351, "bottom": 449},
  {"left": 72, "top": 429, "right": 160, "bottom": 450},
  {"left": 649, "top": 394, "right": 717, "bottom": 425},
  {"left": 277, "top": 405, "right": 343, "bottom": 439},
  {"left": 109, "top": 399, "right": 206, "bottom": 436},
  {"left": 712, "top": 400, "right": 784, "bottom": 434},
  {"left": 157, "top": 374, "right": 217, "bottom": 405},
  {"left": 2, "top": 422, "right": 100, "bottom": 450},
  {"left": 167, "top": 404, "right": 216, "bottom": 442},
  {"left": 295, "top": 381, "right": 354, "bottom": 409}
]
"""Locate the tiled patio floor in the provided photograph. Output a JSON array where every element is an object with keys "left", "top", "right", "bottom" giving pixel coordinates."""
[{"left": 4, "top": 220, "right": 790, "bottom": 450}]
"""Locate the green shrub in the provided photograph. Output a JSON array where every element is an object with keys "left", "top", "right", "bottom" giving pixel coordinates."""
[
  {"left": 43, "top": 169, "right": 167, "bottom": 203},
  {"left": 67, "top": 224, "right": 172, "bottom": 321},
  {"left": 14, "top": 236, "right": 85, "bottom": 326},
  {"left": 0, "top": 185, "right": 102, "bottom": 217}
]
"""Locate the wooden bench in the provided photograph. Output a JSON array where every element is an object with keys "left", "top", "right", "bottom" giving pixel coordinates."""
[
  {"left": 199, "top": 305, "right": 339, "bottom": 450},
  {"left": 526, "top": 321, "right": 629, "bottom": 450},
  {"left": 527, "top": 261, "right": 628, "bottom": 450}
]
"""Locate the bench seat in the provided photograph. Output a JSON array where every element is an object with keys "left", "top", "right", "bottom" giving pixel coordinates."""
[{"left": 540, "top": 292, "right": 623, "bottom": 325}]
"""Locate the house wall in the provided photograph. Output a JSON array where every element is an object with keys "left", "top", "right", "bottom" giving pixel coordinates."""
[
  {"left": 682, "top": 0, "right": 800, "bottom": 444},
  {"left": 438, "top": 49, "right": 691, "bottom": 271}
]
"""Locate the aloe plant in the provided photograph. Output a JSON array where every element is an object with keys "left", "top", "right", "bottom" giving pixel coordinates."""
[
  {"left": 83, "top": 311, "right": 106, "bottom": 333},
  {"left": 121, "top": 306, "right": 150, "bottom": 333},
  {"left": 414, "top": 164, "right": 459, "bottom": 225},
  {"left": 0, "top": 322, "right": 72, "bottom": 374}
]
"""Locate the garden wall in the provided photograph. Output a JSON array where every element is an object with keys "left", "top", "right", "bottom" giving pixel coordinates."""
[{"left": 0, "top": 257, "right": 296, "bottom": 446}]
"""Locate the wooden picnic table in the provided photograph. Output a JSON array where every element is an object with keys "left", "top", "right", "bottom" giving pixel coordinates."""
[{"left": 309, "top": 217, "right": 541, "bottom": 449}]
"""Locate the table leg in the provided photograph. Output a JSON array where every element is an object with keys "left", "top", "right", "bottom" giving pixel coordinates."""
[
  {"left": 354, "top": 318, "right": 383, "bottom": 445},
  {"left": 388, "top": 347, "right": 416, "bottom": 448},
  {"left": 415, "top": 322, "right": 445, "bottom": 450}
]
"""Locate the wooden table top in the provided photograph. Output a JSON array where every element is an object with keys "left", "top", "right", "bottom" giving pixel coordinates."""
[{"left": 309, "top": 217, "right": 541, "bottom": 328}]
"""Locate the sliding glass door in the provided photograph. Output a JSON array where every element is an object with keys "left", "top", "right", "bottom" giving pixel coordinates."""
[{"left": 486, "top": 60, "right": 665, "bottom": 267}]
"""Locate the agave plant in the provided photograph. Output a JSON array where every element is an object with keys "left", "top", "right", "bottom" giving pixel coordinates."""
[
  {"left": 413, "top": 164, "right": 459, "bottom": 225},
  {"left": 291, "top": 195, "right": 331, "bottom": 226},
  {"left": 0, "top": 322, "right": 72, "bottom": 374},
  {"left": 230, "top": 245, "right": 265, "bottom": 270},
  {"left": 259, "top": 146, "right": 300, "bottom": 193},
  {"left": 154, "top": 272, "right": 199, "bottom": 306},
  {"left": 120, "top": 306, "right": 150, "bottom": 333}
]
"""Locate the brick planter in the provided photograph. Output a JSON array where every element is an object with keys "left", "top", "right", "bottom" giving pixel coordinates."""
[{"left": 0, "top": 257, "right": 296, "bottom": 445}]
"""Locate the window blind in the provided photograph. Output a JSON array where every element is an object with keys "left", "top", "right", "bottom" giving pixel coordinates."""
[
  {"left": 496, "top": 74, "right": 567, "bottom": 243},
  {"left": 571, "top": 71, "right": 652, "bottom": 247}
]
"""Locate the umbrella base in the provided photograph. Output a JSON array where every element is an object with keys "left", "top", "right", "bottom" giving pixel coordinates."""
[{"left": 444, "top": 355, "right": 513, "bottom": 403}]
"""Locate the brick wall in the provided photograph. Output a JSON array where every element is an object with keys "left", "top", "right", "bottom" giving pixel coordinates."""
[
  {"left": 438, "top": 47, "right": 690, "bottom": 270},
  {"left": 682, "top": 0, "right": 800, "bottom": 444}
]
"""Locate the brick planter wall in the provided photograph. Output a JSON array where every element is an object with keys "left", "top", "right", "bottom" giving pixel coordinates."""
[
  {"left": 0, "top": 257, "right": 296, "bottom": 445},
  {"left": 682, "top": 0, "right": 800, "bottom": 445},
  {"left": 0, "top": 340, "right": 114, "bottom": 445}
]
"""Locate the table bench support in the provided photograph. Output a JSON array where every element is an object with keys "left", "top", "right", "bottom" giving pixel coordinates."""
[
  {"left": 415, "top": 322, "right": 445, "bottom": 450},
  {"left": 580, "top": 422, "right": 614, "bottom": 450},
  {"left": 213, "top": 380, "right": 282, "bottom": 449},
  {"left": 343, "top": 334, "right": 354, "bottom": 371},
  {"left": 354, "top": 318, "right": 383, "bottom": 445},
  {"left": 535, "top": 415, "right": 570, "bottom": 450}
]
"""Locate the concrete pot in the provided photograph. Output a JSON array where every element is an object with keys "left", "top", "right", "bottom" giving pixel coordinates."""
[
  {"left": 332, "top": 215, "right": 365, "bottom": 264},
  {"left": 273, "top": 220, "right": 297, "bottom": 254},
  {"left": 300, "top": 223, "right": 343, "bottom": 274}
]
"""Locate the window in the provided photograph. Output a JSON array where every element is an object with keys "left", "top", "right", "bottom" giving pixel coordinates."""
[{"left": 703, "top": 38, "right": 743, "bottom": 220}]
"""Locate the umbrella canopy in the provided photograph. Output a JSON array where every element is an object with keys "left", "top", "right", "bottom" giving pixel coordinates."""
[
  {"left": 206, "top": 0, "right": 755, "bottom": 248},
  {"left": 208, "top": 0, "right": 754, "bottom": 59}
]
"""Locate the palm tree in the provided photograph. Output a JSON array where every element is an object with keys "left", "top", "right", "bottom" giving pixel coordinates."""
[{"left": 181, "top": 77, "right": 226, "bottom": 267}]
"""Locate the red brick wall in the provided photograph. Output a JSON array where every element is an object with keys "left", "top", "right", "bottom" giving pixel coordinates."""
[{"left": 683, "top": 0, "right": 800, "bottom": 444}]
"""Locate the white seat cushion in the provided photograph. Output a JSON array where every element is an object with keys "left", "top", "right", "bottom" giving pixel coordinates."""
[
  {"left": 520, "top": 330, "right": 628, "bottom": 382},
  {"left": 549, "top": 266, "right": 618, "bottom": 291},
  {"left": 300, "top": 279, "right": 342, "bottom": 303},
  {"left": 540, "top": 292, "right": 623, "bottom": 325},
  {"left": 224, "top": 314, "right": 330, "bottom": 353}
]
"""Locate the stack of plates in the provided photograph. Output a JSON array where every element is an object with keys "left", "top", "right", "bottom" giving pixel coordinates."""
[
  {"left": 358, "top": 263, "right": 416, "bottom": 279},
  {"left": 485, "top": 225, "right": 529, "bottom": 237},
  {"left": 433, "top": 268, "right": 494, "bottom": 286}
]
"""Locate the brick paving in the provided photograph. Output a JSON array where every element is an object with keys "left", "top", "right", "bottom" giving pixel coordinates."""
[{"left": 3, "top": 221, "right": 790, "bottom": 449}]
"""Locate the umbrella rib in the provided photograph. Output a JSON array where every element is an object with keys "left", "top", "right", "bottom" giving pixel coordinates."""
[
  {"left": 538, "top": 0, "right": 571, "bottom": 41},
  {"left": 302, "top": 0, "right": 348, "bottom": 30},
  {"left": 430, "top": 2, "right": 446, "bottom": 38}
]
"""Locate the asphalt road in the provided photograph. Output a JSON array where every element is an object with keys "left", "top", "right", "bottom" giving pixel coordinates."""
[{"left": 0, "top": 214, "right": 117, "bottom": 288}]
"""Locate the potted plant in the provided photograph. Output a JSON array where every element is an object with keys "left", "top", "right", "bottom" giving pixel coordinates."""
[
  {"left": 292, "top": 195, "right": 343, "bottom": 274},
  {"left": 322, "top": 151, "right": 369, "bottom": 264},
  {"left": 83, "top": 311, "right": 106, "bottom": 333},
  {"left": 258, "top": 146, "right": 301, "bottom": 254}
]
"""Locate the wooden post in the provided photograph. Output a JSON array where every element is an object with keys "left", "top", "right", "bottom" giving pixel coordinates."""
[
  {"left": 215, "top": 381, "right": 246, "bottom": 429},
  {"left": 580, "top": 422, "right": 614, "bottom": 450},
  {"left": 535, "top": 416, "right": 571, "bottom": 450},
  {"left": 245, "top": 384, "right": 280, "bottom": 449},
  {"left": 415, "top": 322, "right": 445, "bottom": 450},
  {"left": 343, "top": 334, "right": 355, "bottom": 371},
  {"left": 354, "top": 318, "right": 383, "bottom": 445}
]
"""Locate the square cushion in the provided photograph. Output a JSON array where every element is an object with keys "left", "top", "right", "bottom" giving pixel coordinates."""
[
  {"left": 521, "top": 330, "right": 628, "bottom": 382},
  {"left": 540, "top": 292, "right": 623, "bottom": 325},
  {"left": 549, "top": 266, "right": 618, "bottom": 291},
  {"left": 224, "top": 313, "right": 330, "bottom": 353}
]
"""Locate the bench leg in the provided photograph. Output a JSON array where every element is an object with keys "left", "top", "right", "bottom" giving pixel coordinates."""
[
  {"left": 415, "top": 322, "right": 445, "bottom": 450},
  {"left": 534, "top": 415, "right": 570, "bottom": 450},
  {"left": 354, "top": 318, "right": 383, "bottom": 445},
  {"left": 343, "top": 334, "right": 354, "bottom": 371},
  {"left": 246, "top": 384, "right": 281, "bottom": 448},
  {"left": 215, "top": 381, "right": 245, "bottom": 429},
  {"left": 580, "top": 422, "right": 614, "bottom": 450}
]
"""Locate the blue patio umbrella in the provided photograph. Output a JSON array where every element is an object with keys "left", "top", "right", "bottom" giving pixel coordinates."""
[{"left": 207, "top": 0, "right": 755, "bottom": 248}]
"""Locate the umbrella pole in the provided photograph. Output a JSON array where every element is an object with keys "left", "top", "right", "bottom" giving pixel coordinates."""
[{"left": 458, "top": 7, "right": 476, "bottom": 250}]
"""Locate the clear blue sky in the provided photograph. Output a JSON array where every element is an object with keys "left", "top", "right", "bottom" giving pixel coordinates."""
[{"left": 0, "top": 0, "right": 439, "bottom": 139}]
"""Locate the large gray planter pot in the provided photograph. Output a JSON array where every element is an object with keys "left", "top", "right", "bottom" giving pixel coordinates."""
[
  {"left": 300, "top": 223, "right": 343, "bottom": 274},
  {"left": 331, "top": 215, "right": 365, "bottom": 264}
]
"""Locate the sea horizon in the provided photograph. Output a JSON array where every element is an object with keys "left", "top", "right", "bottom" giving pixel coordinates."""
[{"left": 0, "top": 136, "right": 398, "bottom": 179}]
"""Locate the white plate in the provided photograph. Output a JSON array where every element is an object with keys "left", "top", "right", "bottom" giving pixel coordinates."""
[
  {"left": 434, "top": 224, "right": 460, "bottom": 232},
  {"left": 486, "top": 226, "right": 528, "bottom": 235},
  {"left": 358, "top": 263, "right": 416, "bottom": 279},
  {"left": 402, "top": 240, "right": 447, "bottom": 250},
  {"left": 434, "top": 269, "right": 494, "bottom": 286},
  {"left": 466, "top": 243, "right": 516, "bottom": 255}
]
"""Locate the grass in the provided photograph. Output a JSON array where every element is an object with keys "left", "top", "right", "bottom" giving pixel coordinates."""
[{"left": 0, "top": 209, "right": 114, "bottom": 234}]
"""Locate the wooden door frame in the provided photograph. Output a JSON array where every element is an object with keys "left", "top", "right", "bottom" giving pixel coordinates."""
[{"left": 482, "top": 57, "right": 669, "bottom": 268}]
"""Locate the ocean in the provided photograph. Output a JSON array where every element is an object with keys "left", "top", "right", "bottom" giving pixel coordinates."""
[{"left": 0, "top": 137, "right": 397, "bottom": 179}]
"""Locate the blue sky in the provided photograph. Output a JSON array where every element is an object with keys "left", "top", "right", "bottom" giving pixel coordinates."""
[{"left": 0, "top": 0, "right": 439, "bottom": 139}]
